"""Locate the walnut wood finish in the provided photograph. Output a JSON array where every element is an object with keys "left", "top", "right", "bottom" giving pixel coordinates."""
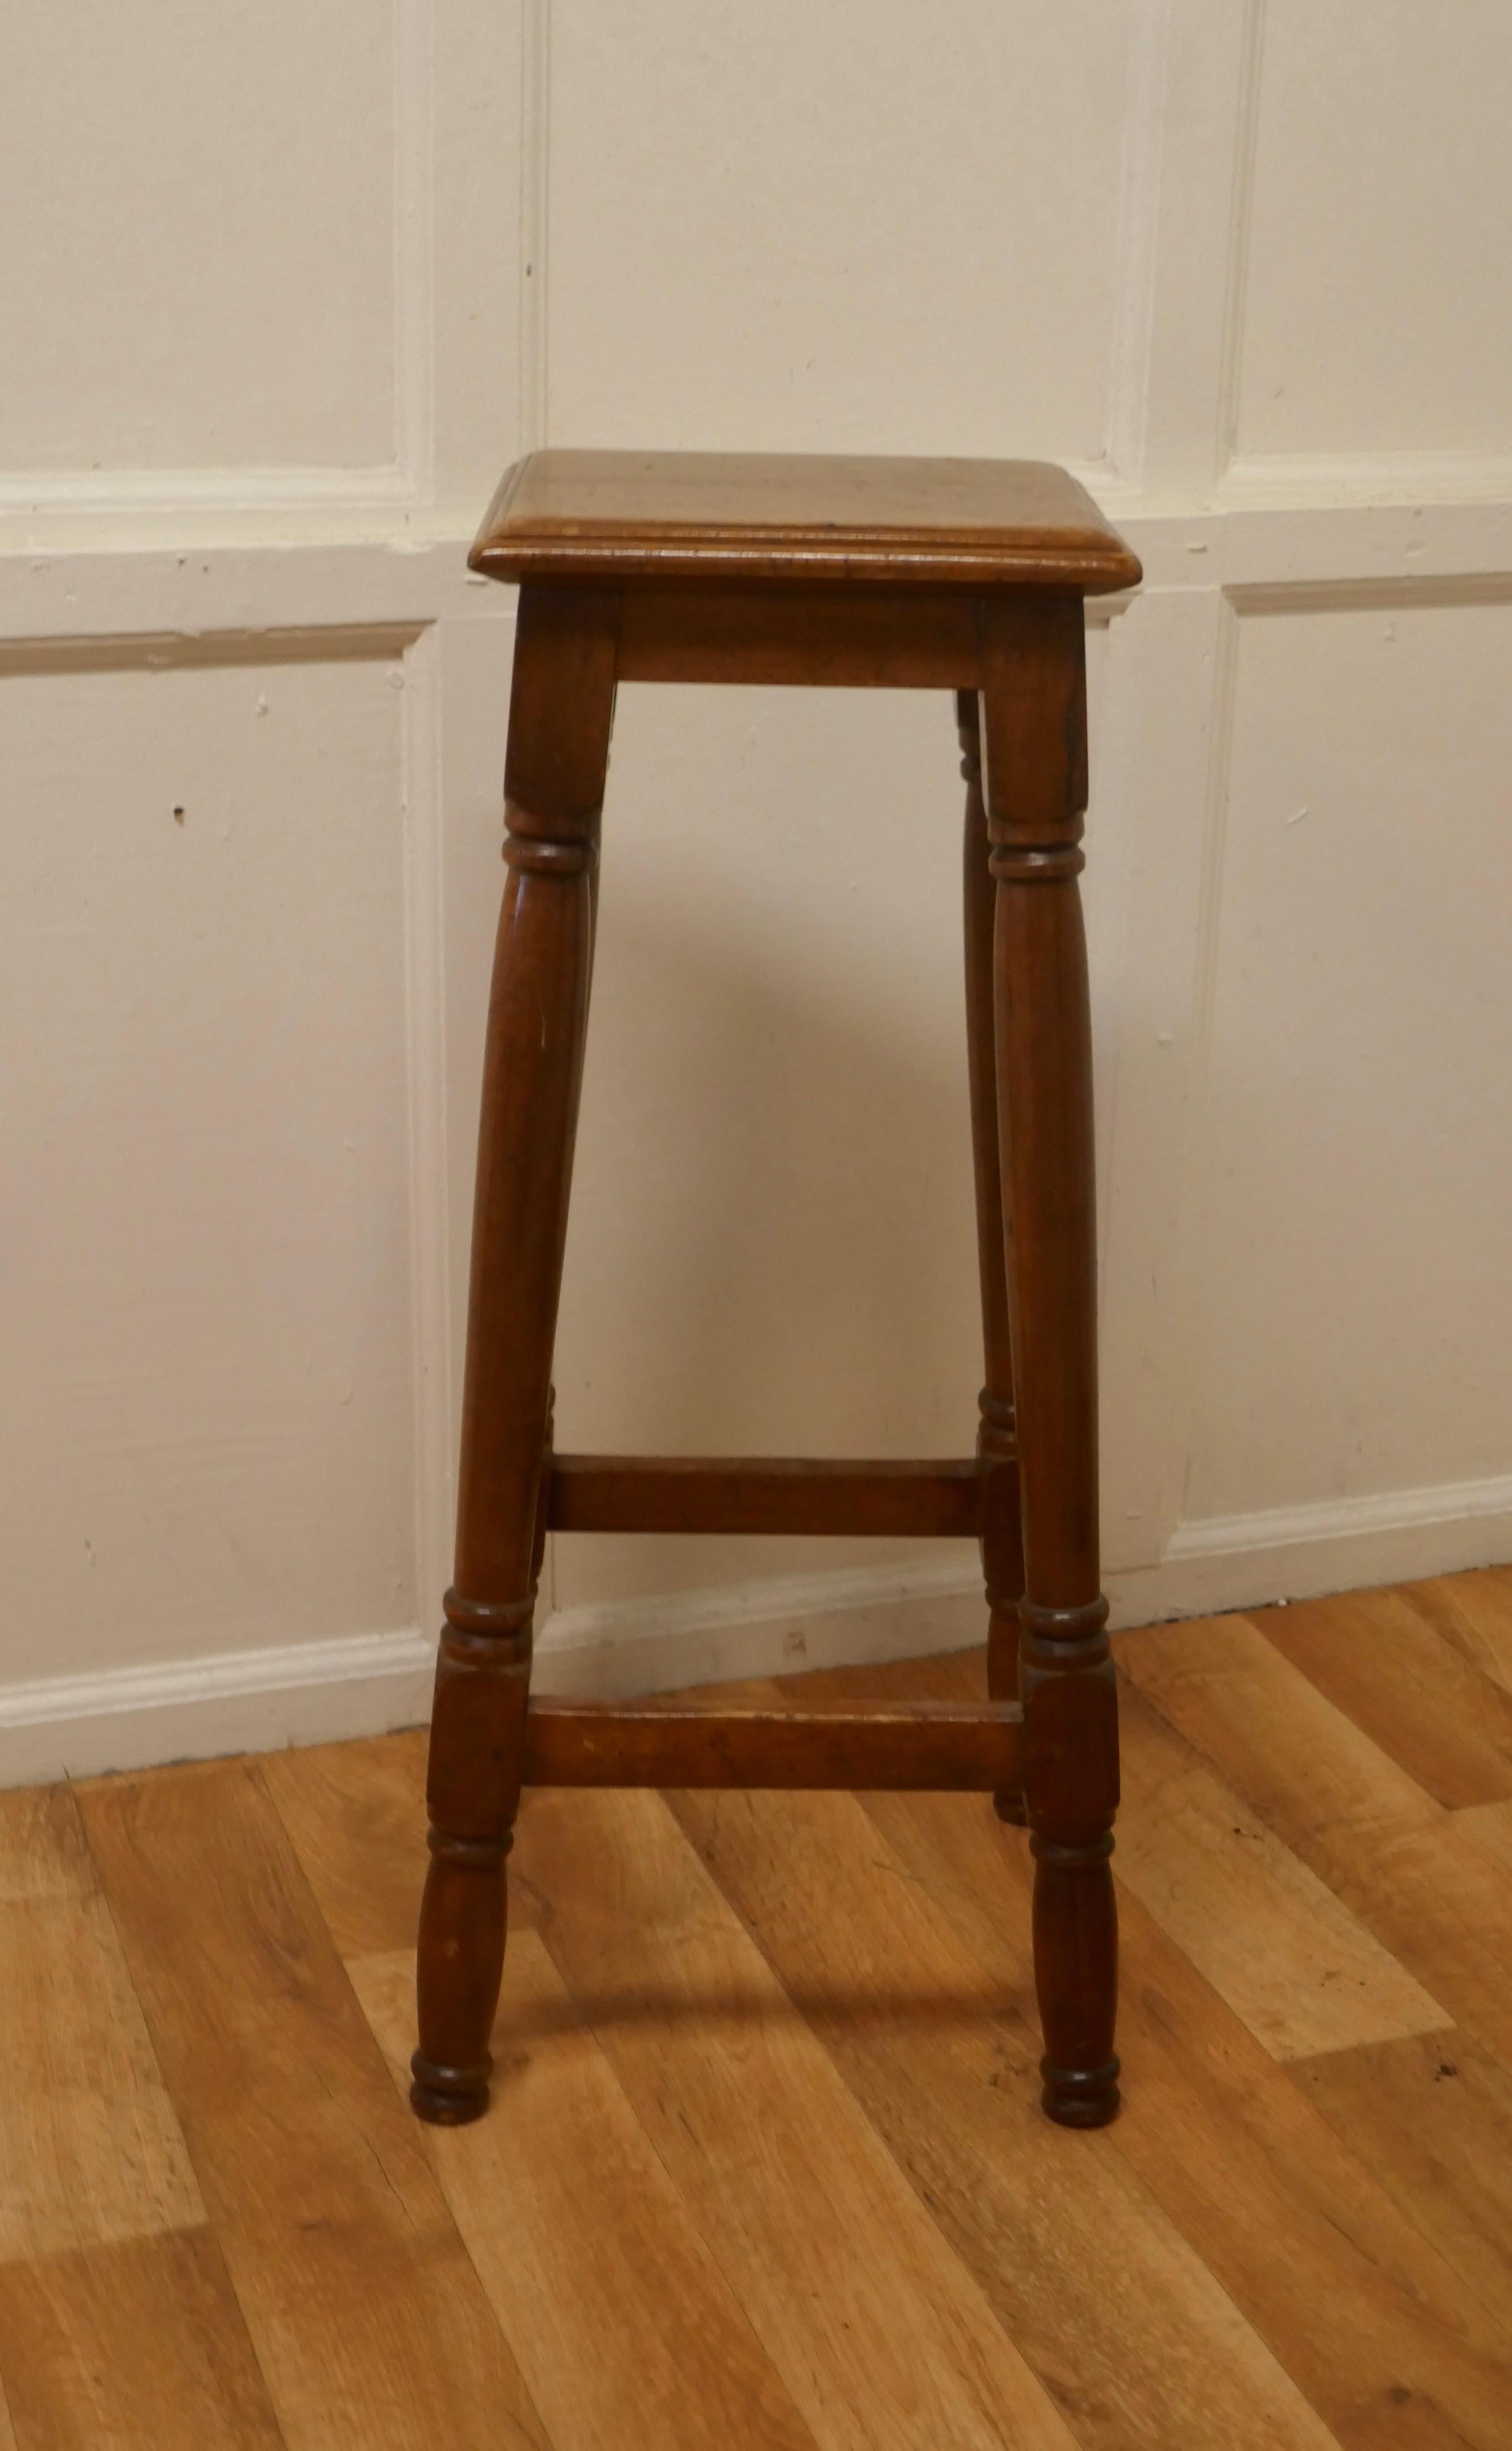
[
  {"left": 959, "top": 687, "right": 1027, "bottom": 1828},
  {"left": 618, "top": 582, "right": 984, "bottom": 688},
  {"left": 547, "top": 1454, "right": 984, "bottom": 1538},
  {"left": 471, "top": 450, "right": 1141, "bottom": 593},
  {"left": 981, "top": 593, "right": 1120, "bottom": 2128},
  {"left": 412, "top": 585, "right": 617, "bottom": 2128},
  {"left": 521, "top": 1698, "right": 1024, "bottom": 1793},
  {"left": 415, "top": 452, "right": 1138, "bottom": 2132}
]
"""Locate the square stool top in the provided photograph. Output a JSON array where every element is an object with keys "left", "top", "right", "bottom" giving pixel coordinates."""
[{"left": 470, "top": 450, "right": 1141, "bottom": 594}]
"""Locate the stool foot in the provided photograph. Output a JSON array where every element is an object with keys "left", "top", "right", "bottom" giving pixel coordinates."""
[
  {"left": 1041, "top": 2054, "right": 1121, "bottom": 2128},
  {"left": 992, "top": 1784, "right": 1029, "bottom": 1827},
  {"left": 413, "top": 1824, "right": 511, "bottom": 2128},
  {"left": 409, "top": 2055, "right": 492, "bottom": 2126}
]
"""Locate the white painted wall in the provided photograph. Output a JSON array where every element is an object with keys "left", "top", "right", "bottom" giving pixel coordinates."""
[{"left": 2, "top": 1, "right": 1509, "bottom": 1780}]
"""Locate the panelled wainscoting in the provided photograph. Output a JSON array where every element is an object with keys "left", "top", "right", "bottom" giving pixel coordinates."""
[{"left": 3, "top": 3, "right": 1510, "bottom": 1776}]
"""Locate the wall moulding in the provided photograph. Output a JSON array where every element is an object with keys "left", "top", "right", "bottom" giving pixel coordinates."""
[
  {"left": 1218, "top": 453, "right": 1512, "bottom": 512},
  {"left": 0, "top": 623, "right": 428, "bottom": 681},
  {"left": 1212, "top": 0, "right": 1268, "bottom": 481},
  {"left": 517, "top": 0, "right": 551, "bottom": 454},
  {"left": 522, "top": 0, "right": 1173, "bottom": 484},
  {"left": 0, "top": 543, "right": 499, "bottom": 645},
  {"left": 1100, "top": 0, "right": 1175, "bottom": 487},
  {"left": 0, "top": 465, "right": 423, "bottom": 523},
  {"left": 7, "top": 501, "right": 1508, "bottom": 617},
  {"left": 1225, "top": 573, "right": 1512, "bottom": 621},
  {"left": 0, "top": 0, "right": 438, "bottom": 520}
]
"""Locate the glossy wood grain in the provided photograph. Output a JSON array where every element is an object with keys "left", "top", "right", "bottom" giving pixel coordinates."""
[
  {"left": 0, "top": 1784, "right": 203, "bottom": 2266},
  {"left": 76, "top": 1759, "right": 547, "bottom": 2451},
  {"left": 520, "top": 1697, "right": 1023, "bottom": 1792},
  {"left": 518, "top": 1783, "right": 1087, "bottom": 2451},
  {"left": 1290, "top": 2025, "right": 1512, "bottom": 2338},
  {"left": 355, "top": 1942, "right": 817, "bottom": 2451},
  {"left": 0, "top": 2232, "right": 283, "bottom": 2451},
  {"left": 7, "top": 1570, "right": 1512, "bottom": 2447},
  {"left": 1113, "top": 1678, "right": 1447, "bottom": 2061},
  {"left": 1117, "top": 1612, "right": 1512, "bottom": 2073},
  {"left": 1253, "top": 1586, "right": 1512, "bottom": 1808},
  {"left": 413, "top": 584, "right": 616, "bottom": 2128},
  {"left": 668, "top": 1746, "right": 1338, "bottom": 2451},
  {"left": 768, "top": 1643, "right": 1512, "bottom": 2449},
  {"left": 546, "top": 1454, "right": 984, "bottom": 1538},
  {"left": 958, "top": 686, "right": 1025, "bottom": 1823},
  {"left": 1405, "top": 1567, "right": 1512, "bottom": 1700},
  {"left": 617, "top": 581, "right": 984, "bottom": 686},
  {"left": 471, "top": 451, "right": 1143, "bottom": 592},
  {"left": 981, "top": 592, "right": 1119, "bottom": 2125},
  {"left": 432, "top": 458, "right": 1137, "bottom": 2128}
]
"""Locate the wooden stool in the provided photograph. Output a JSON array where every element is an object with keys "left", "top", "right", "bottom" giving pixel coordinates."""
[{"left": 411, "top": 452, "right": 1142, "bottom": 2132}]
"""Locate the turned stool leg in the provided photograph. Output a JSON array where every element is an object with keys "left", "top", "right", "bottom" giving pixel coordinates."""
[
  {"left": 981, "top": 598, "right": 1120, "bottom": 2129},
  {"left": 958, "top": 690, "right": 1026, "bottom": 1825},
  {"left": 412, "top": 587, "right": 618, "bottom": 2124}
]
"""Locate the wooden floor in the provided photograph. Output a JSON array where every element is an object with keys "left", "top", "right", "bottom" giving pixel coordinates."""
[{"left": 5, "top": 1570, "right": 1512, "bottom": 2449}]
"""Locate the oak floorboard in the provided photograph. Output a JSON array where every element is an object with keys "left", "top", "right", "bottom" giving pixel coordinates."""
[
  {"left": 1404, "top": 1569, "right": 1512, "bottom": 1704},
  {"left": 268, "top": 1734, "right": 818, "bottom": 2451},
  {"left": 1117, "top": 1615, "right": 1512, "bottom": 2076},
  {"left": 355, "top": 1943, "right": 818, "bottom": 2451},
  {"left": 777, "top": 1644, "right": 1447, "bottom": 2060},
  {"left": 0, "top": 2228, "right": 284, "bottom": 2451},
  {"left": 260, "top": 1731, "right": 429, "bottom": 1963},
  {"left": 761, "top": 1650, "right": 1512, "bottom": 2445},
  {"left": 1254, "top": 1587, "right": 1512, "bottom": 1808},
  {"left": 1113, "top": 1680, "right": 1447, "bottom": 2060},
  {"left": 770, "top": 1694, "right": 1510, "bottom": 2450},
  {"left": 1109, "top": 1615, "right": 1441, "bottom": 1850},
  {"left": 1459, "top": 1798, "right": 1512, "bottom": 1875},
  {"left": 0, "top": 1785, "right": 203, "bottom": 2264},
  {"left": 74, "top": 1760, "right": 548, "bottom": 2451},
  {"left": 2, "top": 1574, "right": 1506, "bottom": 2449},
  {"left": 516, "top": 1783, "right": 1086, "bottom": 2451},
  {"left": 661, "top": 1777, "right": 1339, "bottom": 2451},
  {"left": 1289, "top": 2027, "right": 1512, "bottom": 2339}
]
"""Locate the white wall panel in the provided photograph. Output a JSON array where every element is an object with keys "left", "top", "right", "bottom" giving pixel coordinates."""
[
  {"left": 550, "top": 684, "right": 984, "bottom": 1608},
  {"left": 546, "top": 0, "right": 1134, "bottom": 460},
  {"left": 1235, "top": 1, "right": 1512, "bottom": 461},
  {"left": 547, "top": 632, "right": 1119, "bottom": 1612},
  {"left": 432, "top": 0, "right": 528, "bottom": 504},
  {"left": 4, "top": 2, "right": 1512, "bottom": 1772},
  {"left": 0, "top": 1, "right": 396, "bottom": 471},
  {"left": 1181, "top": 594, "right": 1512, "bottom": 1518},
  {"left": 0, "top": 651, "right": 416, "bottom": 1682}
]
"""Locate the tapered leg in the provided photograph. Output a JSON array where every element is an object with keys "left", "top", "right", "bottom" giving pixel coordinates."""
[
  {"left": 412, "top": 586, "right": 619, "bottom": 2124},
  {"left": 958, "top": 690, "right": 1025, "bottom": 1824},
  {"left": 980, "top": 598, "right": 1120, "bottom": 2129}
]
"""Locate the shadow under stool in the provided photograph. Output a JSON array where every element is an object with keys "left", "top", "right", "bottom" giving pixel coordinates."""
[{"left": 409, "top": 450, "right": 1143, "bottom": 2133}]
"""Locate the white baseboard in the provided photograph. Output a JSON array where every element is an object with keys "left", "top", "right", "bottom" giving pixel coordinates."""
[
  {"left": 532, "top": 1556, "right": 986, "bottom": 1700},
  {"left": 0, "top": 1627, "right": 438, "bottom": 1793},
  {"left": 1110, "top": 1469, "right": 1512, "bottom": 1625},
  {"left": 0, "top": 1557, "right": 986, "bottom": 1791},
  {"left": 3, "top": 1471, "right": 1508, "bottom": 1789}
]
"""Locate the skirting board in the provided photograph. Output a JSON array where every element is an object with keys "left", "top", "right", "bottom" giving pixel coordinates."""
[
  {"left": 0, "top": 1557, "right": 986, "bottom": 1791},
  {"left": 2, "top": 1471, "right": 1509, "bottom": 1788}
]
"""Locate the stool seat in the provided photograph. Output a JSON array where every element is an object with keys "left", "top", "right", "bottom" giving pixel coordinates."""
[{"left": 470, "top": 448, "right": 1142, "bottom": 593}]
